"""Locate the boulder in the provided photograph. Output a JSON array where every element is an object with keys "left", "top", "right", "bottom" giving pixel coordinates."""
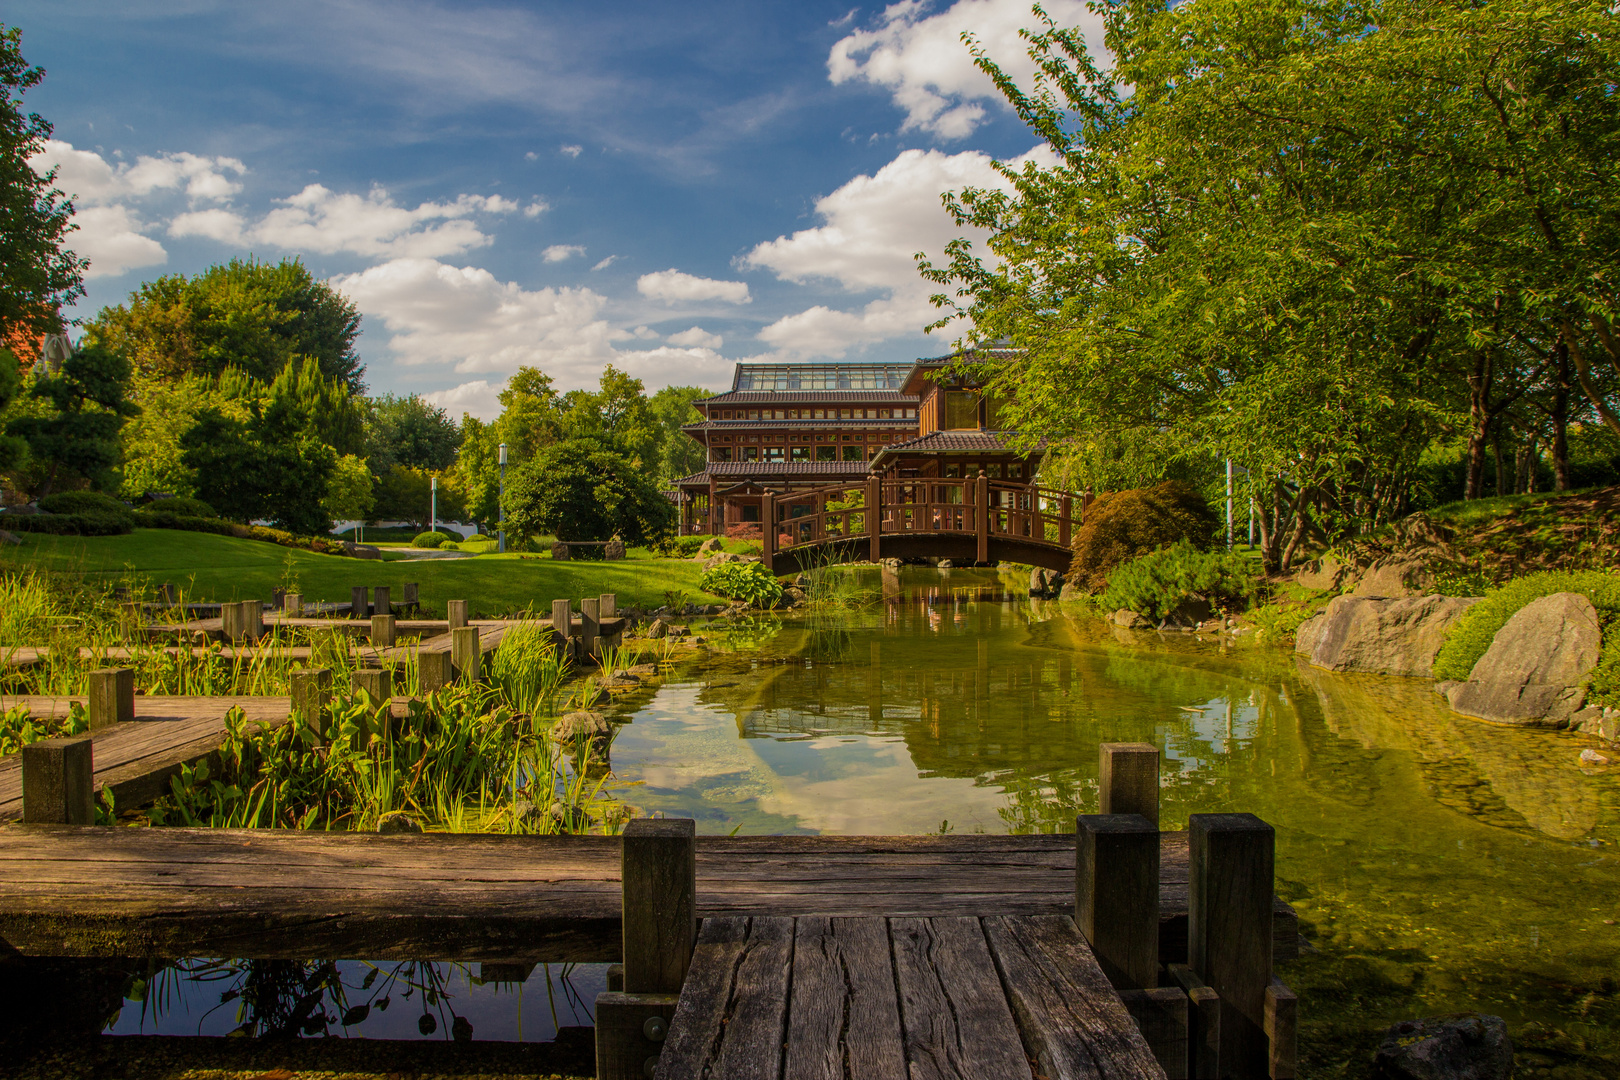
[
  {"left": 1059, "top": 582, "right": 1085, "bottom": 602},
  {"left": 1294, "top": 555, "right": 1357, "bottom": 592},
  {"left": 603, "top": 537, "right": 626, "bottom": 560},
  {"left": 1297, "top": 594, "right": 1480, "bottom": 678},
  {"left": 1372, "top": 1014, "right": 1513, "bottom": 1080},
  {"left": 697, "top": 537, "right": 724, "bottom": 555},
  {"left": 1574, "top": 706, "right": 1619, "bottom": 741},
  {"left": 550, "top": 711, "right": 612, "bottom": 760},
  {"left": 1029, "top": 568, "right": 1066, "bottom": 596},
  {"left": 1353, "top": 557, "right": 1434, "bottom": 598},
  {"left": 1445, "top": 592, "right": 1602, "bottom": 727},
  {"left": 348, "top": 543, "right": 381, "bottom": 560},
  {"left": 783, "top": 586, "right": 806, "bottom": 604},
  {"left": 644, "top": 618, "right": 670, "bottom": 639},
  {"left": 1112, "top": 609, "right": 1153, "bottom": 630},
  {"left": 879, "top": 557, "right": 904, "bottom": 573},
  {"left": 376, "top": 811, "right": 424, "bottom": 834},
  {"left": 551, "top": 541, "right": 571, "bottom": 561},
  {"left": 937, "top": 559, "right": 954, "bottom": 569}
]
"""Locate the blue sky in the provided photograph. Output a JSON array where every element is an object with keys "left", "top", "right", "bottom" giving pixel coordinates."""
[{"left": 12, "top": 0, "right": 1100, "bottom": 415}]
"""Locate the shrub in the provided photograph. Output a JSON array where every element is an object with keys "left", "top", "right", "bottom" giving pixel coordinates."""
[
  {"left": 1, "top": 512, "right": 132, "bottom": 536},
  {"left": 1070, "top": 480, "right": 1219, "bottom": 592},
  {"left": 412, "top": 530, "right": 456, "bottom": 549},
  {"left": 132, "top": 510, "right": 235, "bottom": 536},
  {"left": 1433, "top": 571, "right": 1620, "bottom": 703},
  {"left": 725, "top": 522, "right": 762, "bottom": 542},
  {"left": 701, "top": 560, "right": 784, "bottom": 607},
  {"left": 651, "top": 535, "right": 707, "bottom": 558},
  {"left": 38, "top": 491, "right": 131, "bottom": 517},
  {"left": 1097, "top": 541, "right": 1255, "bottom": 620},
  {"left": 147, "top": 496, "right": 218, "bottom": 518}
]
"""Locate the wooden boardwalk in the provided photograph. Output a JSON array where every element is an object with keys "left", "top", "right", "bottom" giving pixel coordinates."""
[{"left": 656, "top": 914, "right": 1165, "bottom": 1080}]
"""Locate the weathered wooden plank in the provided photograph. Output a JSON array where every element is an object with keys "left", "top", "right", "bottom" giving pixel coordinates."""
[
  {"left": 622, "top": 818, "right": 696, "bottom": 994},
  {"left": 983, "top": 915, "right": 1166, "bottom": 1080},
  {"left": 656, "top": 916, "right": 793, "bottom": 1080},
  {"left": 891, "top": 916, "right": 1032, "bottom": 1080},
  {"left": 1189, "top": 814, "right": 1275, "bottom": 1080},
  {"left": 783, "top": 916, "right": 905, "bottom": 1080}
]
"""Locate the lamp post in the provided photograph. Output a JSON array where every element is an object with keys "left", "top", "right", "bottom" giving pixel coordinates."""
[
  {"left": 497, "top": 443, "right": 508, "bottom": 553},
  {"left": 430, "top": 476, "right": 438, "bottom": 535}
]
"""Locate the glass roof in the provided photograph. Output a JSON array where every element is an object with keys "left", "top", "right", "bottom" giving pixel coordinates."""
[{"left": 733, "top": 363, "right": 910, "bottom": 391}]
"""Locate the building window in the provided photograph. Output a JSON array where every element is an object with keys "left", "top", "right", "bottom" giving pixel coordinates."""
[
  {"left": 791, "top": 446, "right": 810, "bottom": 461},
  {"left": 987, "top": 463, "right": 1004, "bottom": 478},
  {"left": 743, "top": 447, "right": 758, "bottom": 461},
  {"left": 945, "top": 462, "right": 961, "bottom": 478},
  {"left": 816, "top": 445, "right": 837, "bottom": 461},
  {"left": 984, "top": 395, "right": 1009, "bottom": 430},
  {"left": 944, "top": 391, "right": 979, "bottom": 430},
  {"left": 741, "top": 505, "right": 760, "bottom": 522},
  {"left": 841, "top": 444, "right": 864, "bottom": 461},
  {"left": 713, "top": 447, "right": 732, "bottom": 462},
  {"left": 905, "top": 408, "right": 917, "bottom": 419},
  {"left": 765, "top": 447, "right": 785, "bottom": 462},
  {"left": 1009, "top": 462, "right": 1023, "bottom": 478},
  {"left": 840, "top": 409, "right": 853, "bottom": 419}
]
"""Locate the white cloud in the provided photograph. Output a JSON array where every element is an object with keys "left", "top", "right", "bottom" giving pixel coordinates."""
[
  {"left": 70, "top": 205, "right": 168, "bottom": 279},
  {"left": 637, "top": 269, "right": 751, "bottom": 305},
  {"left": 250, "top": 184, "right": 512, "bottom": 258},
  {"left": 421, "top": 379, "right": 506, "bottom": 421},
  {"left": 168, "top": 208, "right": 246, "bottom": 244},
  {"left": 742, "top": 144, "right": 1056, "bottom": 357},
  {"left": 524, "top": 151, "right": 539, "bottom": 161},
  {"left": 630, "top": 325, "right": 659, "bottom": 339},
  {"left": 828, "top": 0, "right": 1104, "bottom": 139},
  {"left": 32, "top": 139, "right": 246, "bottom": 204},
  {"left": 666, "top": 326, "right": 723, "bottom": 349},
  {"left": 591, "top": 255, "right": 619, "bottom": 271},
  {"left": 523, "top": 197, "right": 551, "bottom": 218},
  {"left": 543, "top": 244, "right": 586, "bottom": 263},
  {"left": 560, "top": 144, "right": 584, "bottom": 158}
]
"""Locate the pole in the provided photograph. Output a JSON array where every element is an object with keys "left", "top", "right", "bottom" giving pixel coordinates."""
[
  {"left": 1225, "top": 459, "right": 1233, "bottom": 551},
  {"left": 431, "top": 475, "right": 438, "bottom": 535},
  {"left": 498, "top": 442, "right": 508, "bottom": 554}
]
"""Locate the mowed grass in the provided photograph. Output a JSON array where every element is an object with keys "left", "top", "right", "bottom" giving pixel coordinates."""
[{"left": 1, "top": 529, "right": 729, "bottom": 616}]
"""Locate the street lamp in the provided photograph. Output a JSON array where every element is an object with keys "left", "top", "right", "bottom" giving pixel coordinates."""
[
  {"left": 430, "top": 475, "right": 438, "bottom": 535},
  {"left": 497, "top": 443, "right": 508, "bottom": 553}
]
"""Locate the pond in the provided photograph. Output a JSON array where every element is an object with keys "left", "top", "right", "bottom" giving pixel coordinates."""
[{"left": 102, "top": 567, "right": 1620, "bottom": 1077}]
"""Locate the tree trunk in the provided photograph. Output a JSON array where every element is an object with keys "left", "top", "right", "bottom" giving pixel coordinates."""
[
  {"left": 1492, "top": 438, "right": 1508, "bottom": 497},
  {"left": 1278, "top": 485, "right": 1312, "bottom": 574},
  {"left": 1255, "top": 477, "right": 1282, "bottom": 575},
  {"left": 1551, "top": 339, "right": 1572, "bottom": 490},
  {"left": 1464, "top": 351, "right": 1494, "bottom": 500}
]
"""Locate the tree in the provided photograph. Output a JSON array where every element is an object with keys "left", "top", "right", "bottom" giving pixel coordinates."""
[
  {"left": 88, "top": 258, "right": 365, "bottom": 391},
  {"left": 0, "top": 347, "right": 26, "bottom": 473},
  {"left": 370, "top": 464, "right": 465, "bottom": 531},
  {"left": 7, "top": 341, "right": 138, "bottom": 496},
  {"left": 560, "top": 365, "right": 663, "bottom": 469},
  {"left": 504, "top": 438, "right": 674, "bottom": 546},
  {"left": 180, "top": 403, "right": 335, "bottom": 534},
  {"left": 322, "top": 454, "right": 374, "bottom": 524},
  {"left": 650, "top": 385, "right": 710, "bottom": 484},
  {"left": 0, "top": 26, "right": 85, "bottom": 346},
  {"left": 115, "top": 372, "right": 250, "bottom": 499},
  {"left": 365, "top": 394, "right": 460, "bottom": 475}
]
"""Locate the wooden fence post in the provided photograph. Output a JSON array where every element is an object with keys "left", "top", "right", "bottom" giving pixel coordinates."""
[
  {"left": 1170, "top": 964, "right": 1223, "bottom": 1080},
  {"left": 87, "top": 668, "right": 135, "bottom": 729},
  {"left": 762, "top": 493, "right": 776, "bottom": 565},
  {"left": 22, "top": 735, "right": 95, "bottom": 825},
  {"left": 351, "top": 587, "right": 369, "bottom": 619},
  {"left": 447, "top": 599, "right": 469, "bottom": 629},
  {"left": 552, "top": 600, "right": 573, "bottom": 657},
  {"left": 1076, "top": 813, "right": 1159, "bottom": 991},
  {"left": 419, "top": 651, "right": 453, "bottom": 694},
  {"left": 1189, "top": 813, "right": 1275, "bottom": 1080},
  {"left": 866, "top": 475, "right": 882, "bottom": 563},
  {"left": 597, "top": 817, "right": 695, "bottom": 1079},
  {"left": 1264, "top": 979, "right": 1297, "bottom": 1080},
  {"left": 283, "top": 592, "right": 303, "bottom": 617},
  {"left": 402, "top": 583, "right": 419, "bottom": 609},
  {"left": 451, "top": 626, "right": 481, "bottom": 680},
  {"left": 1060, "top": 495, "right": 1073, "bottom": 548},
  {"left": 373, "top": 586, "right": 391, "bottom": 617},
  {"left": 1120, "top": 988, "right": 1191, "bottom": 1080},
  {"left": 370, "top": 614, "right": 396, "bottom": 647},
  {"left": 581, "top": 597, "right": 600, "bottom": 658},
  {"left": 351, "top": 668, "right": 392, "bottom": 703},
  {"left": 976, "top": 470, "right": 990, "bottom": 564},
  {"left": 599, "top": 594, "right": 620, "bottom": 651},
  {"left": 247, "top": 600, "right": 264, "bottom": 641},
  {"left": 289, "top": 668, "right": 333, "bottom": 731},
  {"left": 1100, "top": 742, "right": 1161, "bottom": 825}
]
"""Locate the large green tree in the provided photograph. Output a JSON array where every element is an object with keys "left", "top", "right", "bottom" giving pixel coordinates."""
[
  {"left": 0, "top": 25, "right": 84, "bottom": 346},
  {"left": 504, "top": 438, "right": 674, "bottom": 546},
  {"left": 365, "top": 393, "right": 460, "bottom": 475},
  {"left": 7, "top": 341, "right": 139, "bottom": 497},
  {"left": 650, "top": 385, "right": 709, "bottom": 485}
]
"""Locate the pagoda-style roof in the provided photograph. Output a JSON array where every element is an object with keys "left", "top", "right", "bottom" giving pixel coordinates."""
[
  {"left": 868, "top": 429, "right": 1044, "bottom": 469},
  {"left": 671, "top": 460, "right": 872, "bottom": 488}
]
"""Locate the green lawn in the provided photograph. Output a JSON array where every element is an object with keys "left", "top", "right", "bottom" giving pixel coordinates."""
[{"left": 1, "top": 529, "right": 729, "bottom": 616}]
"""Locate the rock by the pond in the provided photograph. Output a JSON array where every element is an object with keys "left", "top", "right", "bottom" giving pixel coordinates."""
[
  {"left": 376, "top": 811, "right": 424, "bottom": 834},
  {"left": 1579, "top": 748, "right": 1611, "bottom": 766},
  {"left": 1112, "top": 609, "right": 1153, "bottom": 630},
  {"left": 1445, "top": 592, "right": 1602, "bottom": 727},
  {"left": 696, "top": 537, "right": 724, "bottom": 556},
  {"left": 625, "top": 664, "right": 660, "bottom": 677},
  {"left": 1160, "top": 596, "right": 1214, "bottom": 629},
  {"left": 644, "top": 618, "right": 670, "bottom": 639},
  {"left": 1029, "top": 568, "right": 1065, "bottom": 596},
  {"left": 1574, "top": 705, "right": 1620, "bottom": 741},
  {"left": 550, "top": 711, "right": 611, "bottom": 758},
  {"left": 551, "top": 541, "right": 571, "bottom": 561},
  {"left": 1353, "top": 557, "right": 1434, "bottom": 598},
  {"left": 603, "top": 536, "right": 626, "bottom": 560},
  {"left": 1294, "top": 555, "right": 1358, "bottom": 592},
  {"left": 937, "top": 559, "right": 955, "bottom": 569},
  {"left": 783, "top": 585, "right": 806, "bottom": 604},
  {"left": 1372, "top": 1014, "right": 1513, "bottom": 1080},
  {"left": 1296, "top": 594, "right": 1479, "bottom": 678},
  {"left": 879, "top": 557, "right": 903, "bottom": 572}
]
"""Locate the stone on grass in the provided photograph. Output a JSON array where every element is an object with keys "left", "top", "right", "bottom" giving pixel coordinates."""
[
  {"left": 1372, "top": 1014, "right": 1513, "bottom": 1080},
  {"left": 696, "top": 537, "right": 724, "bottom": 556},
  {"left": 1296, "top": 594, "right": 1479, "bottom": 678},
  {"left": 551, "top": 541, "right": 571, "bottom": 561},
  {"left": 1445, "top": 592, "right": 1602, "bottom": 727},
  {"left": 603, "top": 536, "right": 625, "bottom": 560}
]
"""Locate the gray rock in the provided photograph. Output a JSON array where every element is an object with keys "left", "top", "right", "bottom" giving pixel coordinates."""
[
  {"left": 702, "top": 552, "right": 748, "bottom": 571},
  {"left": 1294, "top": 555, "right": 1357, "bottom": 592},
  {"left": 1372, "top": 1014, "right": 1513, "bottom": 1080},
  {"left": 0, "top": 529, "right": 19, "bottom": 545},
  {"left": 645, "top": 618, "right": 670, "bottom": 639},
  {"left": 550, "top": 710, "right": 611, "bottom": 760},
  {"left": 1574, "top": 706, "right": 1619, "bottom": 741},
  {"left": 603, "top": 536, "right": 626, "bottom": 560},
  {"left": 1579, "top": 748, "right": 1611, "bottom": 766},
  {"left": 1353, "top": 557, "right": 1434, "bottom": 598},
  {"left": 1445, "top": 592, "right": 1602, "bottom": 727},
  {"left": 1111, "top": 609, "right": 1153, "bottom": 630},
  {"left": 1028, "top": 568, "right": 1065, "bottom": 596},
  {"left": 1059, "top": 582, "right": 1085, "bottom": 602},
  {"left": 348, "top": 543, "right": 381, "bottom": 560},
  {"left": 696, "top": 537, "right": 724, "bottom": 556},
  {"left": 1298, "top": 594, "right": 1480, "bottom": 678},
  {"left": 376, "top": 811, "right": 423, "bottom": 834},
  {"left": 793, "top": 573, "right": 810, "bottom": 587},
  {"left": 551, "top": 541, "right": 571, "bottom": 561},
  {"left": 937, "top": 559, "right": 954, "bottom": 569}
]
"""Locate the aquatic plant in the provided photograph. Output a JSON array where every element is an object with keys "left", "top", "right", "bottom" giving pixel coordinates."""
[{"left": 700, "top": 560, "right": 783, "bottom": 607}]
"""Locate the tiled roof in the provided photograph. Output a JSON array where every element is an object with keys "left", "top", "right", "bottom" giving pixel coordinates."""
[
  {"left": 869, "top": 430, "right": 1046, "bottom": 464},
  {"left": 681, "top": 419, "right": 919, "bottom": 431},
  {"left": 695, "top": 390, "right": 919, "bottom": 405},
  {"left": 671, "top": 461, "right": 872, "bottom": 486}
]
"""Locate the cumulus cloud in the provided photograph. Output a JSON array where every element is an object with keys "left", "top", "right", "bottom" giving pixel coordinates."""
[
  {"left": 591, "top": 255, "right": 619, "bottom": 271},
  {"left": 168, "top": 208, "right": 247, "bottom": 244},
  {"left": 560, "top": 144, "right": 584, "bottom": 158},
  {"left": 742, "top": 144, "right": 1056, "bottom": 357},
  {"left": 523, "top": 198, "right": 551, "bottom": 218},
  {"left": 637, "top": 269, "right": 751, "bottom": 305},
  {"left": 665, "top": 326, "right": 723, "bottom": 349},
  {"left": 630, "top": 325, "right": 659, "bottom": 339},
  {"left": 524, "top": 151, "right": 539, "bottom": 161},
  {"left": 543, "top": 244, "right": 585, "bottom": 263},
  {"left": 33, "top": 139, "right": 246, "bottom": 204},
  {"left": 828, "top": 0, "right": 1104, "bottom": 139},
  {"left": 70, "top": 205, "right": 169, "bottom": 279},
  {"left": 250, "top": 185, "right": 514, "bottom": 258},
  {"left": 421, "top": 379, "right": 506, "bottom": 421}
]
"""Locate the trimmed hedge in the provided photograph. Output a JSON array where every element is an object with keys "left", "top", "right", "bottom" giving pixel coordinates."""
[
  {"left": 1, "top": 512, "right": 133, "bottom": 536},
  {"left": 146, "top": 496, "right": 218, "bottom": 518},
  {"left": 132, "top": 510, "right": 236, "bottom": 535},
  {"left": 412, "top": 530, "right": 457, "bottom": 549},
  {"left": 1069, "top": 481, "right": 1219, "bottom": 593},
  {"left": 38, "top": 491, "right": 132, "bottom": 517}
]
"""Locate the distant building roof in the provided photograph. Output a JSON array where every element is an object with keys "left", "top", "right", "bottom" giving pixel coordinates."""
[
  {"left": 729, "top": 361, "right": 913, "bottom": 392},
  {"left": 697, "top": 389, "right": 918, "bottom": 406}
]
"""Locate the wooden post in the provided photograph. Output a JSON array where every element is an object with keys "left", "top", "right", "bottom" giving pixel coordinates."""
[
  {"left": 581, "top": 597, "right": 600, "bottom": 658},
  {"left": 599, "top": 593, "right": 620, "bottom": 651},
  {"left": 1076, "top": 813, "right": 1159, "bottom": 991},
  {"left": 370, "top": 614, "right": 396, "bottom": 647},
  {"left": 866, "top": 475, "right": 881, "bottom": 562},
  {"left": 976, "top": 469, "right": 990, "bottom": 564},
  {"left": 351, "top": 586, "right": 369, "bottom": 619},
  {"left": 245, "top": 600, "right": 264, "bottom": 641},
  {"left": 451, "top": 626, "right": 481, "bottom": 680},
  {"left": 419, "top": 650, "right": 453, "bottom": 694},
  {"left": 221, "top": 601, "right": 240, "bottom": 643},
  {"left": 1121, "top": 988, "right": 1191, "bottom": 1080},
  {"left": 403, "top": 582, "right": 419, "bottom": 608},
  {"left": 289, "top": 668, "right": 333, "bottom": 731},
  {"left": 595, "top": 991, "right": 679, "bottom": 1080},
  {"left": 283, "top": 591, "right": 303, "bottom": 617},
  {"left": 1170, "top": 963, "right": 1223, "bottom": 1080},
  {"left": 1100, "top": 742, "right": 1161, "bottom": 825},
  {"left": 1060, "top": 495, "right": 1073, "bottom": 547},
  {"left": 351, "top": 668, "right": 392, "bottom": 702},
  {"left": 1189, "top": 813, "right": 1275, "bottom": 1080},
  {"left": 87, "top": 668, "right": 135, "bottom": 729},
  {"left": 447, "top": 599, "right": 469, "bottom": 629},
  {"left": 374, "top": 586, "right": 391, "bottom": 617},
  {"left": 762, "top": 493, "right": 776, "bottom": 565},
  {"left": 552, "top": 599, "right": 573, "bottom": 656},
  {"left": 1264, "top": 979, "right": 1297, "bottom": 1080},
  {"left": 22, "top": 735, "right": 95, "bottom": 825}
]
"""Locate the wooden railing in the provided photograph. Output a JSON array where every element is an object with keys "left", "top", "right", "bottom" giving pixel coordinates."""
[{"left": 764, "top": 474, "right": 1079, "bottom": 565}]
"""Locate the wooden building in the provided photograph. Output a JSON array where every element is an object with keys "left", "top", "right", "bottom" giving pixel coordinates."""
[{"left": 673, "top": 356, "right": 1043, "bottom": 535}]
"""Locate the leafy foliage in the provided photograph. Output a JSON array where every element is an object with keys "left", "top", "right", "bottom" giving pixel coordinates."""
[
  {"left": 38, "top": 489, "right": 130, "bottom": 517},
  {"left": 371, "top": 464, "right": 462, "bottom": 530},
  {"left": 146, "top": 495, "right": 217, "bottom": 518},
  {"left": 365, "top": 394, "right": 460, "bottom": 474},
  {"left": 411, "top": 530, "right": 455, "bottom": 549},
  {"left": 700, "top": 560, "right": 783, "bottom": 607},
  {"left": 7, "top": 341, "right": 139, "bottom": 496},
  {"left": 1096, "top": 541, "right": 1255, "bottom": 621},
  {"left": 650, "top": 534, "right": 708, "bottom": 557},
  {"left": 1069, "top": 481, "right": 1218, "bottom": 592},
  {"left": 504, "top": 438, "right": 674, "bottom": 546}
]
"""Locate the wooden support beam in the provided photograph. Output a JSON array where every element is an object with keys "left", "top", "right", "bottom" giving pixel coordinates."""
[
  {"left": 419, "top": 651, "right": 453, "bottom": 695},
  {"left": 1076, "top": 813, "right": 1159, "bottom": 991},
  {"left": 87, "top": 668, "right": 134, "bottom": 730},
  {"left": 450, "top": 627, "right": 481, "bottom": 680},
  {"left": 1170, "top": 963, "right": 1223, "bottom": 1080},
  {"left": 289, "top": 668, "right": 332, "bottom": 731},
  {"left": 595, "top": 991, "right": 678, "bottom": 1080},
  {"left": 762, "top": 492, "right": 775, "bottom": 564},
  {"left": 373, "top": 586, "right": 391, "bottom": 617},
  {"left": 599, "top": 594, "right": 616, "bottom": 619},
  {"left": 621, "top": 817, "right": 696, "bottom": 994},
  {"left": 402, "top": 583, "right": 419, "bottom": 607},
  {"left": 1190, "top": 813, "right": 1275, "bottom": 1080},
  {"left": 1100, "top": 742, "right": 1161, "bottom": 825},
  {"left": 975, "top": 470, "right": 989, "bottom": 564},
  {"left": 1121, "top": 986, "right": 1190, "bottom": 1080},
  {"left": 581, "top": 597, "right": 600, "bottom": 658},
  {"left": 245, "top": 600, "right": 264, "bottom": 642},
  {"left": 552, "top": 600, "right": 573, "bottom": 660},
  {"left": 1264, "top": 978, "right": 1297, "bottom": 1080},
  {"left": 447, "top": 600, "right": 469, "bottom": 630},
  {"left": 22, "top": 736, "right": 94, "bottom": 825},
  {"left": 866, "top": 475, "right": 881, "bottom": 563},
  {"left": 283, "top": 592, "right": 303, "bottom": 617},
  {"left": 351, "top": 669, "right": 392, "bottom": 703},
  {"left": 370, "top": 614, "right": 396, "bottom": 647},
  {"left": 351, "top": 587, "right": 369, "bottom": 619}
]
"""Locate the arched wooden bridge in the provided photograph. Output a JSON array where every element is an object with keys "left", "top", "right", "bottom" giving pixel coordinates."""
[{"left": 761, "top": 475, "right": 1080, "bottom": 575}]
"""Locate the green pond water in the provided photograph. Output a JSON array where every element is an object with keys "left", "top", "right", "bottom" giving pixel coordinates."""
[{"left": 606, "top": 567, "right": 1620, "bottom": 1078}]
